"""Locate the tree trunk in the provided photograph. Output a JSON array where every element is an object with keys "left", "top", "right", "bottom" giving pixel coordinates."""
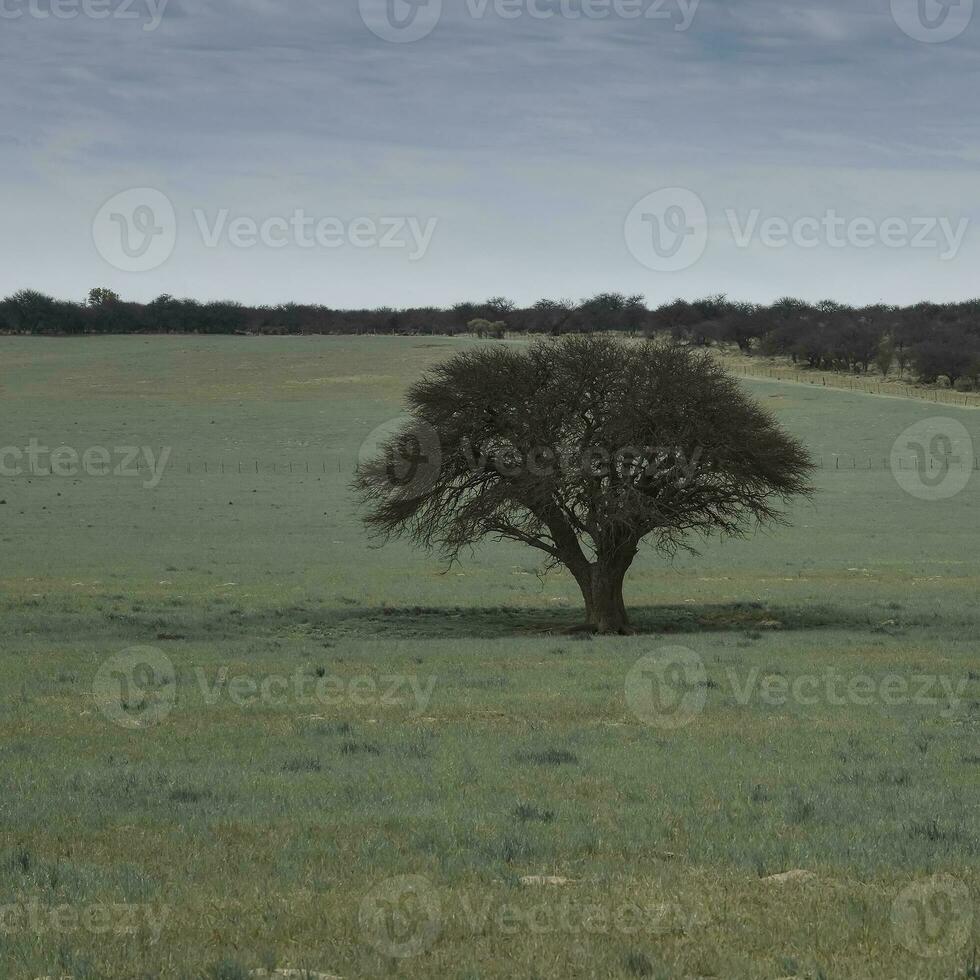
[{"left": 574, "top": 562, "right": 631, "bottom": 635}]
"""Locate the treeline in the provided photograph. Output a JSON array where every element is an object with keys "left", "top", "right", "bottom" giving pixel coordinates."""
[{"left": 4, "top": 288, "right": 980, "bottom": 389}]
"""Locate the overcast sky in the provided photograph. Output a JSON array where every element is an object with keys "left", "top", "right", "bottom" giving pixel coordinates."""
[{"left": 2, "top": 0, "right": 978, "bottom": 308}]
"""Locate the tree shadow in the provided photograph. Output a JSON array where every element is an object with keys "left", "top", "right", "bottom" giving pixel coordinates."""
[{"left": 303, "top": 600, "right": 891, "bottom": 641}]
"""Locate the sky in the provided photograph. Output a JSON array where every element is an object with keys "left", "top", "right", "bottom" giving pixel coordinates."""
[{"left": 2, "top": 0, "right": 979, "bottom": 308}]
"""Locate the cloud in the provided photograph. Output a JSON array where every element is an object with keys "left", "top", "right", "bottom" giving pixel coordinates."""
[{"left": 1, "top": 0, "right": 978, "bottom": 305}]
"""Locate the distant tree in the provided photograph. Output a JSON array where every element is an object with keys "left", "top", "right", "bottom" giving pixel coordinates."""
[
  {"left": 199, "top": 301, "right": 247, "bottom": 335},
  {"left": 575, "top": 293, "right": 626, "bottom": 333},
  {"left": 144, "top": 294, "right": 197, "bottom": 333},
  {"left": 692, "top": 294, "right": 729, "bottom": 322},
  {"left": 911, "top": 327, "right": 980, "bottom": 387},
  {"left": 485, "top": 297, "right": 516, "bottom": 318},
  {"left": 452, "top": 302, "right": 479, "bottom": 330},
  {"left": 87, "top": 287, "right": 120, "bottom": 307},
  {"left": 2, "top": 290, "right": 84, "bottom": 335},
  {"left": 354, "top": 336, "right": 813, "bottom": 634},
  {"left": 716, "top": 301, "right": 760, "bottom": 354},
  {"left": 649, "top": 298, "right": 700, "bottom": 341},
  {"left": 528, "top": 298, "right": 574, "bottom": 336},
  {"left": 875, "top": 336, "right": 896, "bottom": 378},
  {"left": 4, "top": 289, "right": 980, "bottom": 369}
]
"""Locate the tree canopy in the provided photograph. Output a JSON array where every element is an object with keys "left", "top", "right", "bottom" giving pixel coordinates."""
[{"left": 354, "top": 336, "right": 814, "bottom": 633}]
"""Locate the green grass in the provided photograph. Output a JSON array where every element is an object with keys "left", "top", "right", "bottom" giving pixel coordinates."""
[{"left": 0, "top": 335, "right": 978, "bottom": 978}]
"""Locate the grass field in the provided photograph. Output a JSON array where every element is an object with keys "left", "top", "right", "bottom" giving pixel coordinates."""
[{"left": 1, "top": 335, "right": 978, "bottom": 979}]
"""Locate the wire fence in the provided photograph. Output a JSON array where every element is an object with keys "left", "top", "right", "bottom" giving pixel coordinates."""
[
  {"left": 715, "top": 356, "right": 980, "bottom": 409},
  {"left": 6, "top": 454, "right": 970, "bottom": 478}
]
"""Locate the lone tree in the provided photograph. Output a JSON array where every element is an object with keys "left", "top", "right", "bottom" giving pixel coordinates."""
[{"left": 354, "top": 336, "right": 814, "bottom": 634}]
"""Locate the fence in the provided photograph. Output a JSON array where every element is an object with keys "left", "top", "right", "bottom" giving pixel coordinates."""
[
  {"left": 714, "top": 355, "right": 980, "bottom": 409},
  {"left": 7, "top": 455, "right": 971, "bottom": 478}
]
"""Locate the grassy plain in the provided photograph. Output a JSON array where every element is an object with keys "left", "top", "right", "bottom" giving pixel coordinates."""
[{"left": 0, "top": 335, "right": 978, "bottom": 979}]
